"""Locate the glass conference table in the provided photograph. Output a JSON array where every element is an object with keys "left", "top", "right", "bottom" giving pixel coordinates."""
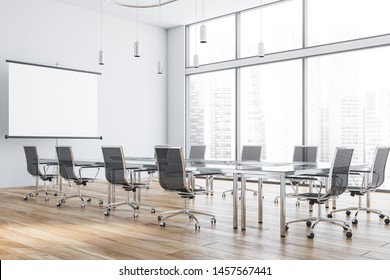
[
  {"left": 41, "top": 157, "right": 369, "bottom": 237},
  {"left": 185, "top": 160, "right": 369, "bottom": 237}
]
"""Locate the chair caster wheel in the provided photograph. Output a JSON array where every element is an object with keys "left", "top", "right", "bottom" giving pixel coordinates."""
[
  {"left": 98, "top": 200, "right": 104, "bottom": 205},
  {"left": 133, "top": 213, "right": 138, "bottom": 218},
  {"left": 352, "top": 219, "right": 358, "bottom": 225},
  {"left": 189, "top": 215, "right": 194, "bottom": 220},
  {"left": 285, "top": 225, "right": 289, "bottom": 231},
  {"left": 44, "top": 197, "right": 49, "bottom": 202},
  {"left": 346, "top": 210, "right": 351, "bottom": 216},
  {"left": 53, "top": 192, "right": 58, "bottom": 197},
  {"left": 346, "top": 231, "right": 353, "bottom": 238},
  {"left": 23, "top": 196, "right": 28, "bottom": 201},
  {"left": 158, "top": 215, "right": 163, "bottom": 221},
  {"left": 81, "top": 203, "right": 85, "bottom": 208},
  {"left": 253, "top": 192, "right": 257, "bottom": 196},
  {"left": 222, "top": 193, "right": 226, "bottom": 198},
  {"left": 56, "top": 202, "right": 61, "bottom": 207},
  {"left": 195, "top": 223, "right": 200, "bottom": 230},
  {"left": 160, "top": 221, "right": 166, "bottom": 227},
  {"left": 295, "top": 201, "right": 300, "bottom": 207},
  {"left": 151, "top": 208, "right": 156, "bottom": 214},
  {"left": 86, "top": 198, "right": 91, "bottom": 202},
  {"left": 306, "top": 221, "right": 312, "bottom": 227},
  {"left": 104, "top": 211, "right": 110, "bottom": 216},
  {"left": 327, "top": 213, "right": 333, "bottom": 218},
  {"left": 274, "top": 198, "right": 279, "bottom": 204},
  {"left": 211, "top": 217, "right": 216, "bottom": 225},
  {"left": 379, "top": 214, "right": 385, "bottom": 219},
  {"left": 230, "top": 191, "right": 234, "bottom": 195},
  {"left": 307, "top": 232, "right": 315, "bottom": 239},
  {"left": 61, "top": 199, "right": 65, "bottom": 203},
  {"left": 384, "top": 218, "right": 389, "bottom": 225}
]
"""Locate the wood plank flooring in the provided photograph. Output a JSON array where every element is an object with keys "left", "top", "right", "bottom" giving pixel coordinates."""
[{"left": 0, "top": 179, "right": 389, "bottom": 260}]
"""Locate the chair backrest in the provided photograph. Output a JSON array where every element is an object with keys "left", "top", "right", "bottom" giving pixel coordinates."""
[
  {"left": 370, "top": 147, "right": 390, "bottom": 189},
  {"left": 241, "top": 145, "right": 262, "bottom": 162},
  {"left": 155, "top": 146, "right": 191, "bottom": 193},
  {"left": 327, "top": 148, "right": 354, "bottom": 197},
  {"left": 56, "top": 146, "right": 78, "bottom": 180},
  {"left": 189, "top": 145, "right": 206, "bottom": 160},
  {"left": 24, "top": 146, "right": 42, "bottom": 177},
  {"left": 101, "top": 146, "right": 129, "bottom": 186},
  {"left": 293, "top": 146, "right": 318, "bottom": 163}
]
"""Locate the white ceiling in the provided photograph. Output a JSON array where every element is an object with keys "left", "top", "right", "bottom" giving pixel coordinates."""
[{"left": 52, "top": 0, "right": 281, "bottom": 29}]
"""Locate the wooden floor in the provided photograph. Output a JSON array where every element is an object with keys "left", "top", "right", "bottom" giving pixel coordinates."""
[{"left": 0, "top": 179, "right": 390, "bottom": 260}]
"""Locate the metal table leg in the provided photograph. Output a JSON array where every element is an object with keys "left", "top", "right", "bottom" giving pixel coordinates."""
[
  {"left": 258, "top": 178, "right": 263, "bottom": 224},
  {"left": 233, "top": 173, "right": 238, "bottom": 230},
  {"left": 280, "top": 175, "right": 286, "bottom": 237},
  {"left": 241, "top": 174, "right": 246, "bottom": 231}
]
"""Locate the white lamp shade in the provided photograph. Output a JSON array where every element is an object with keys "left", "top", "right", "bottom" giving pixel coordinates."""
[{"left": 134, "top": 41, "right": 140, "bottom": 57}]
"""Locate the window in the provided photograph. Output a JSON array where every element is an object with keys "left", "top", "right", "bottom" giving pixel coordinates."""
[
  {"left": 188, "top": 15, "right": 236, "bottom": 66},
  {"left": 188, "top": 70, "right": 236, "bottom": 160},
  {"left": 240, "top": 0, "right": 302, "bottom": 58},
  {"left": 307, "top": 46, "right": 390, "bottom": 187},
  {"left": 241, "top": 60, "right": 302, "bottom": 161},
  {"left": 308, "top": 0, "right": 390, "bottom": 46}
]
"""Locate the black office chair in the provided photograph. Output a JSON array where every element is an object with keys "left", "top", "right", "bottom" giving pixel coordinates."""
[
  {"left": 274, "top": 145, "right": 318, "bottom": 206},
  {"left": 285, "top": 148, "right": 354, "bottom": 239},
  {"left": 189, "top": 145, "right": 206, "bottom": 161},
  {"left": 155, "top": 146, "right": 216, "bottom": 230},
  {"left": 22, "top": 146, "right": 58, "bottom": 201},
  {"left": 222, "top": 145, "right": 262, "bottom": 198},
  {"left": 102, "top": 146, "right": 155, "bottom": 218},
  {"left": 188, "top": 144, "right": 223, "bottom": 195},
  {"left": 55, "top": 146, "right": 102, "bottom": 208},
  {"left": 328, "top": 147, "right": 390, "bottom": 225}
]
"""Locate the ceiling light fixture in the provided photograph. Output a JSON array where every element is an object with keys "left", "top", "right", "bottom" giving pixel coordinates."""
[
  {"left": 193, "top": 0, "right": 199, "bottom": 68},
  {"left": 98, "top": 0, "right": 104, "bottom": 65},
  {"left": 200, "top": 0, "right": 206, "bottom": 43},
  {"left": 134, "top": 0, "right": 140, "bottom": 57},
  {"left": 258, "top": 0, "right": 265, "bottom": 57},
  {"left": 105, "top": 0, "right": 178, "bottom": 8},
  {"left": 157, "top": 0, "right": 163, "bottom": 74}
]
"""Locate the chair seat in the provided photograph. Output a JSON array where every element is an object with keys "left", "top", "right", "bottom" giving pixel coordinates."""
[
  {"left": 286, "top": 175, "right": 319, "bottom": 181},
  {"left": 40, "top": 174, "right": 56, "bottom": 181},
  {"left": 196, "top": 167, "right": 224, "bottom": 176},
  {"left": 121, "top": 182, "right": 148, "bottom": 191},
  {"left": 346, "top": 186, "right": 365, "bottom": 196},
  {"left": 297, "top": 192, "right": 319, "bottom": 199}
]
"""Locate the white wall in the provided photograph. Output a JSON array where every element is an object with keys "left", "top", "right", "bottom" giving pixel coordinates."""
[
  {"left": 0, "top": 0, "right": 167, "bottom": 187},
  {"left": 167, "top": 26, "right": 186, "bottom": 149}
]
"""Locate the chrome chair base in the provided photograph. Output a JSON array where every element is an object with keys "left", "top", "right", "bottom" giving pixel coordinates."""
[
  {"left": 104, "top": 189, "right": 156, "bottom": 218},
  {"left": 286, "top": 203, "right": 353, "bottom": 239},
  {"left": 222, "top": 188, "right": 258, "bottom": 198},
  {"left": 329, "top": 204, "right": 390, "bottom": 225},
  {"left": 23, "top": 179, "right": 62, "bottom": 202},
  {"left": 328, "top": 194, "right": 390, "bottom": 225},
  {"left": 56, "top": 185, "right": 103, "bottom": 208},
  {"left": 157, "top": 198, "right": 216, "bottom": 230}
]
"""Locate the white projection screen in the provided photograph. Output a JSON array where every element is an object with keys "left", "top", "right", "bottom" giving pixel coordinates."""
[{"left": 7, "top": 61, "right": 100, "bottom": 139}]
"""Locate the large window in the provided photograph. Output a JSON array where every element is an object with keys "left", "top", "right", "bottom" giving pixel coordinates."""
[
  {"left": 188, "top": 15, "right": 236, "bottom": 66},
  {"left": 240, "top": 0, "right": 302, "bottom": 58},
  {"left": 185, "top": 0, "right": 390, "bottom": 188},
  {"left": 241, "top": 60, "right": 302, "bottom": 161},
  {"left": 307, "top": 47, "right": 390, "bottom": 182},
  {"left": 188, "top": 70, "right": 236, "bottom": 160},
  {"left": 308, "top": 0, "right": 390, "bottom": 46}
]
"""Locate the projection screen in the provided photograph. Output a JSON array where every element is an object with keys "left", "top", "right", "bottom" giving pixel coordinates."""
[{"left": 7, "top": 60, "right": 100, "bottom": 139}]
